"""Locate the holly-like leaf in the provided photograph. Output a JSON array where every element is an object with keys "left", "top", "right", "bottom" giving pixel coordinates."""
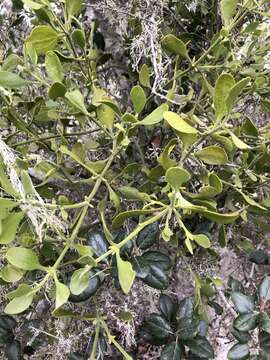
[
  {"left": 159, "top": 294, "right": 178, "bottom": 323},
  {"left": 233, "top": 313, "right": 257, "bottom": 332},
  {"left": 136, "top": 222, "right": 159, "bottom": 250},
  {"left": 140, "top": 314, "right": 172, "bottom": 343},
  {"left": 160, "top": 341, "right": 182, "bottom": 360},
  {"left": 87, "top": 232, "right": 108, "bottom": 258},
  {"left": 228, "top": 343, "right": 249, "bottom": 360},
  {"left": 231, "top": 292, "right": 255, "bottom": 314},
  {"left": 259, "top": 276, "right": 270, "bottom": 301},
  {"left": 187, "top": 337, "right": 215, "bottom": 359}
]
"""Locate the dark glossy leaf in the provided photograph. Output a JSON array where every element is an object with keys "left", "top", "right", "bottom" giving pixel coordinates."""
[
  {"left": 260, "top": 313, "right": 270, "bottom": 334},
  {"left": 87, "top": 232, "right": 108, "bottom": 258},
  {"left": 233, "top": 313, "right": 257, "bottom": 332},
  {"left": 231, "top": 328, "right": 251, "bottom": 344},
  {"left": 259, "top": 276, "right": 270, "bottom": 301},
  {"left": 159, "top": 294, "right": 178, "bottom": 323},
  {"left": 0, "top": 315, "right": 17, "bottom": 331},
  {"left": 228, "top": 277, "right": 245, "bottom": 294},
  {"left": 260, "top": 331, "right": 270, "bottom": 353},
  {"left": 187, "top": 337, "right": 214, "bottom": 359},
  {"left": 132, "top": 251, "right": 171, "bottom": 289},
  {"left": 161, "top": 341, "right": 182, "bottom": 360},
  {"left": 208, "top": 301, "right": 223, "bottom": 315},
  {"left": 228, "top": 343, "right": 249, "bottom": 360},
  {"left": 177, "top": 316, "right": 199, "bottom": 340},
  {"left": 178, "top": 297, "right": 194, "bottom": 319},
  {"left": 136, "top": 222, "right": 159, "bottom": 250},
  {"left": 140, "top": 314, "right": 172, "bottom": 342},
  {"left": 5, "top": 340, "right": 21, "bottom": 360},
  {"left": 0, "top": 328, "right": 14, "bottom": 345},
  {"left": 231, "top": 292, "right": 255, "bottom": 314},
  {"left": 67, "top": 353, "right": 85, "bottom": 360}
]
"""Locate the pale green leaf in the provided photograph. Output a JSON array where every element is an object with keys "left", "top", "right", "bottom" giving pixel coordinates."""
[
  {"left": 65, "top": 89, "right": 89, "bottom": 115},
  {"left": 66, "top": 0, "right": 82, "bottom": 19},
  {"left": 55, "top": 281, "right": 70, "bottom": 309},
  {"left": 195, "top": 146, "right": 228, "bottom": 165},
  {"left": 0, "top": 71, "right": 28, "bottom": 89},
  {"left": 5, "top": 293, "right": 34, "bottom": 314},
  {"left": 0, "top": 212, "right": 24, "bottom": 245},
  {"left": 214, "top": 74, "right": 235, "bottom": 122},
  {"left": 139, "top": 64, "right": 151, "bottom": 88},
  {"left": 193, "top": 234, "right": 211, "bottom": 248},
  {"left": 164, "top": 111, "right": 197, "bottom": 134},
  {"left": 70, "top": 268, "right": 90, "bottom": 295},
  {"left": 116, "top": 251, "right": 136, "bottom": 294},
  {"left": 130, "top": 85, "right": 146, "bottom": 114},
  {"left": 26, "top": 26, "right": 59, "bottom": 55},
  {"left": 161, "top": 34, "right": 188, "bottom": 58},
  {"left": 229, "top": 131, "right": 250, "bottom": 149},
  {"left": 6, "top": 247, "right": 42, "bottom": 271},
  {"left": 45, "top": 51, "right": 64, "bottom": 83},
  {"left": 221, "top": 0, "right": 238, "bottom": 27},
  {"left": 140, "top": 104, "right": 168, "bottom": 125},
  {"left": 165, "top": 166, "right": 191, "bottom": 189}
]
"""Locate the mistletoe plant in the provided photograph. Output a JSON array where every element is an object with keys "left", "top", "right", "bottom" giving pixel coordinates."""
[{"left": 0, "top": 0, "right": 270, "bottom": 358}]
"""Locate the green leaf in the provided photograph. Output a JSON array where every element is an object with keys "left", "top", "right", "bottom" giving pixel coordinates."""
[
  {"left": 228, "top": 343, "right": 249, "bottom": 360},
  {"left": 140, "top": 104, "right": 168, "bottom": 125},
  {"left": 231, "top": 328, "right": 251, "bottom": 344},
  {"left": 214, "top": 73, "right": 235, "bottom": 122},
  {"left": 6, "top": 247, "right": 42, "bottom": 271},
  {"left": 0, "top": 265, "right": 25, "bottom": 283},
  {"left": 116, "top": 251, "right": 136, "bottom": 294},
  {"left": 161, "top": 34, "right": 188, "bottom": 58},
  {"left": 130, "top": 85, "right": 146, "bottom": 114},
  {"left": 26, "top": 26, "right": 58, "bottom": 54},
  {"left": 226, "top": 77, "right": 250, "bottom": 114},
  {"left": 97, "top": 104, "right": 115, "bottom": 129},
  {"left": 5, "top": 293, "right": 34, "bottom": 315},
  {"left": 22, "top": 0, "right": 44, "bottom": 9},
  {"left": 55, "top": 281, "right": 70, "bottom": 309},
  {"left": 0, "top": 212, "right": 24, "bottom": 245},
  {"left": 231, "top": 292, "right": 255, "bottom": 314},
  {"left": 164, "top": 111, "right": 197, "bottom": 134},
  {"left": 139, "top": 64, "right": 150, "bottom": 88},
  {"left": 195, "top": 146, "right": 228, "bottom": 165},
  {"left": 0, "top": 163, "right": 18, "bottom": 197},
  {"left": 158, "top": 138, "right": 177, "bottom": 170},
  {"left": 45, "top": 51, "right": 64, "bottom": 83},
  {"left": 178, "top": 297, "right": 194, "bottom": 318},
  {"left": 136, "top": 223, "right": 159, "bottom": 250},
  {"left": 221, "top": 0, "right": 238, "bottom": 27},
  {"left": 0, "top": 71, "right": 28, "bottom": 89},
  {"left": 66, "top": 0, "right": 82, "bottom": 19},
  {"left": 193, "top": 234, "right": 211, "bottom": 248},
  {"left": 234, "top": 313, "right": 257, "bottom": 332},
  {"left": 177, "top": 316, "right": 199, "bottom": 340},
  {"left": 65, "top": 89, "right": 88, "bottom": 115},
  {"left": 112, "top": 209, "right": 160, "bottom": 229},
  {"left": 69, "top": 271, "right": 101, "bottom": 303},
  {"left": 160, "top": 341, "right": 182, "bottom": 360},
  {"left": 202, "top": 209, "right": 239, "bottom": 224},
  {"left": 72, "top": 29, "right": 86, "bottom": 49},
  {"left": 48, "top": 82, "right": 66, "bottom": 100},
  {"left": 187, "top": 338, "right": 215, "bottom": 359},
  {"left": 259, "top": 276, "right": 270, "bottom": 301},
  {"left": 229, "top": 132, "right": 250, "bottom": 150},
  {"left": 70, "top": 268, "right": 90, "bottom": 295},
  {"left": 165, "top": 166, "right": 191, "bottom": 189}
]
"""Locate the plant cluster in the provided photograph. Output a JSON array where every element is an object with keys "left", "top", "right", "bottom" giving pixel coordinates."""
[{"left": 0, "top": 0, "right": 270, "bottom": 358}]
